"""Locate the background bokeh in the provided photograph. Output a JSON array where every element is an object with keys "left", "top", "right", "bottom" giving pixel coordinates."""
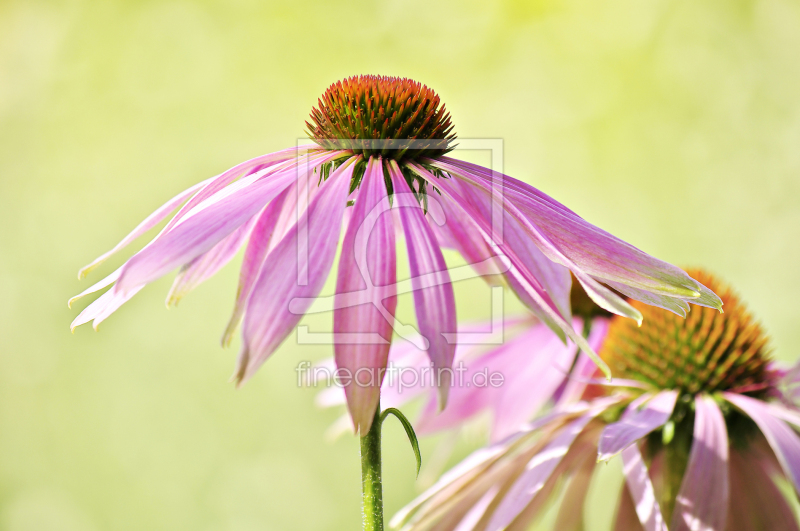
[{"left": 2, "top": 0, "right": 799, "bottom": 529}]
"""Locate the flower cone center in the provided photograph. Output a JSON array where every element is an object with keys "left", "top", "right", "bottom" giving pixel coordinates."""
[
  {"left": 306, "top": 75, "right": 456, "bottom": 161},
  {"left": 600, "top": 269, "right": 773, "bottom": 395}
]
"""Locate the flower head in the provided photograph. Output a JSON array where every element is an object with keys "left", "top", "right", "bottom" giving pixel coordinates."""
[
  {"left": 71, "top": 75, "right": 721, "bottom": 434},
  {"left": 394, "top": 270, "right": 800, "bottom": 531},
  {"left": 307, "top": 75, "right": 456, "bottom": 160}
]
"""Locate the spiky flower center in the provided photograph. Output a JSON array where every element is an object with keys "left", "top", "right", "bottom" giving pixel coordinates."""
[
  {"left": 306, "top": 75, "right": 456, "bottom": 161},
  {"left": 600, "top": 269, "right": 773, "bottom": 395}
]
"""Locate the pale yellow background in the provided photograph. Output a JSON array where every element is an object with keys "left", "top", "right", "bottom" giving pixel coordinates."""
[{"left": 2, "top": 0, "right": 799, "bottom": 529}]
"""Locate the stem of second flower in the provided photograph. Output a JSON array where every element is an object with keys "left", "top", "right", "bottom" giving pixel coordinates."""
[{"left": 361, "top": 403, "right": 384, "bottom": 531}]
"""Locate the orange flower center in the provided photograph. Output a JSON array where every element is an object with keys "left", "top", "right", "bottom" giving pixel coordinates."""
[{"left": 306, "top": 75, "right": 456, "bottom": 161}]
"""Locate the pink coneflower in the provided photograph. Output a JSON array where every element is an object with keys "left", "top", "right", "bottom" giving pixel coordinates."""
[
  {"left": 394, "top": 270, "right": 800, "bottom": 531},
  {"left": 70, "top": 75, "right": 721, "bottom": 434}
]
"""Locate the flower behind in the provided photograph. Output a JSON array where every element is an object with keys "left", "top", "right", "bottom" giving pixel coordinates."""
[
  {"left": 315, "top": 281, "right": 613, "bottom": 444},
  {"left": 394, "top": 270, "right": 800, "bottom": 531},
  {"left": 70, "top": 75, "right": 721, "bottom": 434}
]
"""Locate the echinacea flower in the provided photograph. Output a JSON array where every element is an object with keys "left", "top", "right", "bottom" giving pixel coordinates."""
[
  {"left": 70, "top": 75, "right": 721, "bottom": 434},
  {"left": 315, "top": 282, "right": 612, "bottom": 443},
  {"left": 393, "top": 270, "right": 800, "bottom": 531}
]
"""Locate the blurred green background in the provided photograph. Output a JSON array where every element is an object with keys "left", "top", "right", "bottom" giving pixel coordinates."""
[{"left": 2, "top": 0, "right": 799, "bottom": 529}]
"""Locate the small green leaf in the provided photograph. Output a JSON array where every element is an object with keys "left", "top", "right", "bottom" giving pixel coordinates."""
[{"left": 380, "top": 407, "right": 422, "bottom": 477}]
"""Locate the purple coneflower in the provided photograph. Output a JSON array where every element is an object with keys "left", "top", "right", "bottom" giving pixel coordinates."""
[
  {"left": 394, "top": 270, "right": 800, "bottom": 531},
  {"left": 71, "top": 75, "right": 720, "bottom": 435}
]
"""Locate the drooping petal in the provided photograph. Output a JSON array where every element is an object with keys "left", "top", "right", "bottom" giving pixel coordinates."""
[
  {"left": 434, "top": 157, "right": 722, "bottom": 311},
  {"left": 334, "top": 157, "right": 397, "bottom": 434},
  {"left": 487, "top": 406, "right": 611, "bottom": 531},
  {"left": 491, "top": 321, "right": 580, "bottom": 441},
  {"left": 671, "top": 395, "right": 729, "bottom": 531},
  {"left": 406, "top": 162, "right": 611, "bottom": 378},
  {"left": 220, "top": 188, "right": 291, "bottom": 346},
  {"left": 727, "top": 448, "right": 800, "bottom": 531},
  {"left": 614, "top": 484, "right": 646, "bottom": 531},
  {"left": 555, "top": 317, "right": 610, "bottom": 406},
  {"left": 70, "top": 284, "right": 144, "bottom": 331},
  {"left": 605, "top": 280, "right": 691, "bottom": 318},
  {"left": 429, "top": 195, "right": 506, "bottom": 285},
  {"left": 412, "top": 345, "right": 506, "bottom": 437},
  {"left": 166, "top": 215, "right": 257, "bottom": 306},
  {"left": 598, "top": 391, "right": 678, "bottom": 461},
  {"left": 162, "top": 146, "right": 312, "bottom": 231},
  {"left": 724, "top": 392, "right": 800, "bottom": 492},
  {"left": 390, "top": 408, "right": 576, "bottom": 530},
  {"left": 553, "top": 453, "right": 595, "bottom": 531},
  {"left": 77, "top": 178, "right": 210, "bottom": 279},
  {"left": 430, "top": 163, "right": 643, "bottom": 324},
  {"left": 77, "top": 146, "right": 314, "bottom": 280},
  {"left": 390, "top": 437, "right": 515, "bottom": 530},
  {"left": 221, "top": 164, "right": 327, "bottom": 346},
  {"left": 442, "top": 174, "right": 574, "bottom": 324},
  {"left": 115, "top": 156, "right": 333, "bottom": 294},
  {"left": 390, "top": 160, "right": 456, "bottom": 408},
  {"left": 235, "top": 157, "right": 357, "bottom": 384},
  {"left": 621, "top": 443, "right": 668, "bottom": 531},
  {"left": 494, "top": 421, "right": 604, "bottom": 531},
  {"left": 68, "top": 267, "right": 122, "bottom": 308},
  {"left": 452, "top": 487, "right": 501, "bottom": 531},
  {"left": 765, "top": 402, "right": 800, "bottom": 430}
]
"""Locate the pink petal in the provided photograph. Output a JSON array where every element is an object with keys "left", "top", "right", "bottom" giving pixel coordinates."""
[
  {"left": 391, "top": 409, "right": 579, "bottom": 530},
  {"left": 435, "top": 157, "right": 722, "bottom": 311},
  {"left": 487, "top": 411, "right": 602, "bottom": 530},
  {"left": 555, "top": 318, "right": 610, "bottom": 406},
  {"left": 605, "top": 280, "right": 691, "bottom": 318},
  {"left": 162, "top": 146, "right": 318, "bottom": 234},
  {"left": 412, "top": 354, "right": 497, "bottom": 436},
  {"left": 220, "top": 188, "right": 291, "bottom": 346},
  {"left": 221, "top": 165, "right": 326, "bottom": 346},
  {"left": 166, "top": 215, "right": 257, "bottom": 306},
  {"left": 443, "top": 174, "right": 574, "bottom": 323},
  {"left": 599, "top": 391, "right": 678, "bottom": 461},
  {"left": 491, "top": 321, "right": 580, "bottom": 441},
  {"left": 441, "top": 165, "right": 644, "bottom": 323},
  {"left": 78, "top": 147, "right": 313, "bottom": 280},
  {"left": 390, "top": 435, "right": 511, "bottom": 529},
  {"left": 621, "top": 443, "right": 668, "bottom": 531},
  {"left": 68, "top": 267, "right": 122, "bottom": 308},
  {"left": 235, "top": 157, "right": 357, "bottom": 384},
  {"left": 77, "top": 178, "right": 210, "bottom": 279},
  {"left": 554, "top": 453, "right": 596, "bottom": 531},
  {"left": 389, "top": 160, "right": 457, "bottom": 408},
  {"left": 452, "top": 487, "right": 501, "bottom": 531},
  {"left": 428, "top": 193, "right": 506, "bottom": 284},
  {"left": 334, "top": 157, "right": 398, "bottom": 434},
  {"left": 615, "top": 485, "right": 646, "bottom": 531},
  {"left": 407, "top": 162, "right": 611, "bottom": 377},
  {"left": 671, "top": 395, "right": 729, "bottom": 531},
  {"left": 115, "top": 160, "right": 304, "bottom": 294},
  {"left": 70, "top": 284, "right": 144, "bottom": 331},
  {"left": 727, "top": 448, "right": 799, "bottom": 531},
  {"left": 724, "top": 392, "right": 800, "bottom": 493}
]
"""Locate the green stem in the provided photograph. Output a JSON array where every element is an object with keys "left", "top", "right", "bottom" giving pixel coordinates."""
[{"left": 361, "top": 404, "right": 384, "bottom": 531}]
